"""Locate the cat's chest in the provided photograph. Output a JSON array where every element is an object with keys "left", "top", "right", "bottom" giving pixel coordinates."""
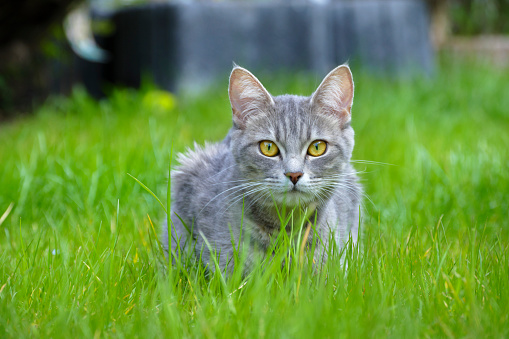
[
  {"left": 242, "top": 217, "right": 276, "bottom": 250},
  {"left": 242, "top": 210, "right": 317, "bottom": 250}
]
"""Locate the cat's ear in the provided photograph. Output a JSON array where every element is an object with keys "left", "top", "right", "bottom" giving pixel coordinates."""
[
  {"left": 310, "top": 65, "right": 354, "bottom": 127},
  {"left": 229, "top": 66, "right": 274, "bottom": 128}
]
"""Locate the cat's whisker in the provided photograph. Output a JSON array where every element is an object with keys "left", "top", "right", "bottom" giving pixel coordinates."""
[
  {"left": 359, "top": 192, "right": 375, "bottom": 208},
  {"left": 326, "top": 180, "right": 374, "bottom": 208},
  {"left": 312, "top": 190, "right": 327, "bottom": 207},
  {"left": 243, "top": 190, "right": 272, "bottom": 212},
  {"left": 199, "top": 182, "right": 262, "bottom": 214},
  {"left": 220, "top": 184, "right": 267, "bottom": 205},
  {"left": 320, "top": 181, "right": 358, "bottom": 199},
  {"left": 334, "top": 185, "right": 364, "bottom": 202},
  {"left": 320, "top": 175, "right": 359, "bottom": 185},
  {"left": 240, "top": 191, "right": 272, "bottom": 216},
  {"left": 213, "top": 178, "right": 252, "bottom": 186},
  {"left": 207, "top": 163, "right": 238, "bottom": 180},
  {"left": 351, "top": 159, "right": 395, "bottom": 166},
  {"left": 320, "top": 186, "right": 352, "bottom": 206},
  {"left": 215, "top": 183, "right": 264, "bottom": 206},
  {"left": 219, "top": 186, "right": 268, "bottom": 216},
  {"left": 326, "top": 170, "right": 367, "bottom": 177}
]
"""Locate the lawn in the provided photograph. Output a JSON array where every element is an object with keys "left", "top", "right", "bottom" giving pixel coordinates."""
[{"left": 0, "top": 59, "right": 508, "bottom": 337}]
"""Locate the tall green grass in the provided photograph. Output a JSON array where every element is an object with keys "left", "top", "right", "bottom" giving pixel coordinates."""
[{"left": 0, "top": 60, "right": 508, "bottom": 337}]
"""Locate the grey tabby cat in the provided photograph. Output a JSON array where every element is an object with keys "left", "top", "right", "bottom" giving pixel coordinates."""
[{"left": 162, "top": 65, "right": 361, "bottom": 271}]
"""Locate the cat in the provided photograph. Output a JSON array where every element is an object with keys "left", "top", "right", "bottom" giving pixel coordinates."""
[{"left": 162, "top": 64, "right": 362, "bottom": 272}]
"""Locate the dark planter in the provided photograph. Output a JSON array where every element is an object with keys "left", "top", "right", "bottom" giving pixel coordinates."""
[{"left": 83, "top": 0, "right": 434, "bottom": 95}]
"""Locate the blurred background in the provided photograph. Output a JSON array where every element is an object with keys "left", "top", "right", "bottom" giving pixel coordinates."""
[{"left": 1, "top": 0, "right": 509, "bottom": 118}]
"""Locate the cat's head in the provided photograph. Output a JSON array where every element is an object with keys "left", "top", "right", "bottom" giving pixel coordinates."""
[{"left": 228, "top": 65, "right": 355, "bottom": 207}]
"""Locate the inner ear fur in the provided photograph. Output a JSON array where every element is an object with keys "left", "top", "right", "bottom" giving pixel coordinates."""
[
  {"left": 310, "top": 65, "right": 354, "bottom": 127},
  {"left": 228, "top": 66, "right": 274, "bottom": 128}
]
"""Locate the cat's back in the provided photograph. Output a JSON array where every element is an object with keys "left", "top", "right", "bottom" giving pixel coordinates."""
[
  {"left": 171, "top": 134, "right": 234, "bottom": 218},
  {"left": 174, "top": 138, "right": 230, "bottom": 180}
]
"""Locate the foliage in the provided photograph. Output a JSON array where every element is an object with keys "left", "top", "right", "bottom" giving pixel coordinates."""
[
  {"left": 0, "top": 59, "right": 508, "bottom": 337},
  {"left": 450, "top": 0, "right": 509, "bottom": 35},
  {"left": 0, "top": 24, "right": 74, "bottom": 119}
]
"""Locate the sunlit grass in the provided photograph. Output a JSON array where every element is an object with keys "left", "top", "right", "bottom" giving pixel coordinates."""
[{"left": 0, "top": 59, "right": 508, "bottom": 337}]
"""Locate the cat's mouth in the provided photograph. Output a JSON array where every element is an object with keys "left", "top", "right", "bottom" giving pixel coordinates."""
[
  {"left": 280, "top": 185, "right": 301, "bottom": 196},
  {"left": 276, "top": 187, "right": 314, "bottom": 204}
]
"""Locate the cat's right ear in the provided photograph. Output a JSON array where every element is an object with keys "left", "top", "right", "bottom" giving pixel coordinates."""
[{"left": 229, "top": 66, "right": 274, "bottom": 128}]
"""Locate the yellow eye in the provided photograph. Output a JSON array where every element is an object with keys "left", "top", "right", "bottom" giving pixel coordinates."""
[
  {"left": 259, "top": 140, "right": 279, "bottom": 157},
  {"left": 307, "top": 140, "right": 327, "bottom": 157}
]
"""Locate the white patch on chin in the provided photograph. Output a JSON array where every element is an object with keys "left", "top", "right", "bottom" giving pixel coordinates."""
[{"left": 273, "top": 189, "right": 314, "bottom": 207}]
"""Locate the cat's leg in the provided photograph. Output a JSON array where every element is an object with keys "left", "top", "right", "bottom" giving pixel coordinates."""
[
  {"left": 312, "top": 207, "right": 357, "bottom": 270},
  {"left": 162, "top": 211, "right": 194, "bottom": 265}
]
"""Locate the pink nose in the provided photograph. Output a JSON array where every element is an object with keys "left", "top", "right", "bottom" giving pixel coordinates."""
[{"left": 285, "top": 172, "right": 303, "bottom": 185}]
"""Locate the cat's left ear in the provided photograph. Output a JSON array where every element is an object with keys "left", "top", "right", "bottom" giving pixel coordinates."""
[
  {"left": 229, "top": 66, "right": 274, "bottom": 128},
  {"left": 310, "top": 65, "right": 354, "bottom": 127}
]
